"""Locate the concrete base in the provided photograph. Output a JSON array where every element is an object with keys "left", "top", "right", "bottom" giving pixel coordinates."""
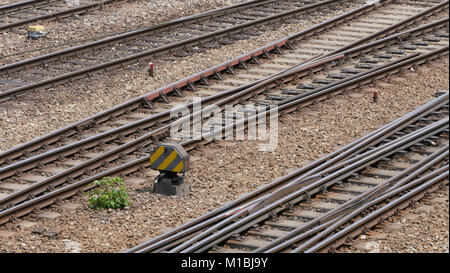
[{"left": 154, "top": 174, "right": 190, "bottom": 197}]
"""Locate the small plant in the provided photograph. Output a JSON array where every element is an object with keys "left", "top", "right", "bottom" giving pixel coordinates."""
[{"left": 87, "top": 176, "right": 130, "bottom": 210}]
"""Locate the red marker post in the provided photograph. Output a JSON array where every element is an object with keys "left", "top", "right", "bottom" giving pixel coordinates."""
[
  {"left": 373, "top": 90, "right": 379, "bottom": 103},
  {"left": 148, "top": 62, "right": 155, "bottom": 77}
]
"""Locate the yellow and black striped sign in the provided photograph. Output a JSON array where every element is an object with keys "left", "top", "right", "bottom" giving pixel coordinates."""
[{"left": 149, "top": 143, "right": 190, "bottom": 173}]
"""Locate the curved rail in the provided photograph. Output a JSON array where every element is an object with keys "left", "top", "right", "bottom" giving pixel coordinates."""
[
  {"left": 127, "top": 94, "right": 449, "bottom": 253},
  {"left": 1, "top": 0, "right": 447, "bottom": 167},
  {"left": 0, "top": 32, "right": 447, "bottom": 226},
  {"left": 2, "top": 0, "right": 440, "bottom": 101}
]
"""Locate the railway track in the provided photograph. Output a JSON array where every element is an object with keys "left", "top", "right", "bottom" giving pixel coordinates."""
[
  {"left": 0, "top": 0, "right": 447, "bottom": 169},
  {"left": 0, "top": 8, "right": 447, "bottom": 226},
  {"left": 0, "top": 0, "right": 445, "bottom": 101},
  {"left": 0, "top": 0, "right": 132, "bottom": 32},
  {"left": 0, "top": 0, "right": 351, "bottom": 99},
  {"left": 126, "top": 93, "right": 449, "bottom": 253}
]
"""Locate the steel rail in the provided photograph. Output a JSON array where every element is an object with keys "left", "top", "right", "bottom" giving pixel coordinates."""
[
  {"left": 0, "top": 0, "right": 376, "bottom": 162},
  {"left": 2, "top": 7, "right": 398, "bottom": 206},
  {"left": 0, "top": 42, "right": 434, "bottom": 206},
  {"left": 263, "top": 165, "right": 450, "bottom": 253},
  {"left": 321, "top": 0, "right": 449, "bottom": 56},
  {"left": 0, "top": 36, "right": 290, "bottom": 164},
  {"left": 0, "top": 55, "right": 338, "bottom": 180},
  {"left": 256, "top": 163, "right": 449, "bottom": 253},
  {"left": 0, "top": 55, "right": 343, "bottom": 206},
  {"left": 0, "top": 20, "right": 447, "bottom": 226},
  {"left": 171, "top": 118, "right": 448, "bottom": 253},
  {"left": 0, "top": 28, "right": 439, "bottom": 225},
  {"left": 179, "top": 46, "right": 449, "bottom": 151},
  {"left": 0, "top": 0, "right": 399, "bottom": 100},
  {"left": 302, "top": 165, "right": 449, "bottom": 253},
  {"left": 171, "top": 18, "right": 450, "bottom": 148},
  {"left": 0, "top": 0, "right": 53, "bottom": 14},
  {"left": 259, "top": 145, "right": 449, "bottom": 252},
  {"left": 0, "top": 0, "right": 343, "bottom": 100},
  {"left": 276, "top": 47, "right": 449, "bottom": 113},
  {"left": 22, "top": 0, "right": 445, "bottom": 174},
  {"left": 127, "top": 93, "right": 448, "bottom": 252},
  {"left": 170, "top": 109, "right": 450, "bottom": 250},
  {"left": 271, "top": 92, "right": 449, "bottom": 191},
  {"left": 0, "top": 0, "right": 276, "bottom": 71},
  {"left": 0, "top": 0, "right": 338, "bottom": 72},
  {"left": 279, "top": 17, "right": 450, "bottom": 105},
  {"left": 0, "top": 0, "right": 132, "bottom": 32},
  {"left": 1, "top": 0, "right": 443, "bottom": 164},
  {"left": 167, "top": 18, "right": 450, "bottom": 152},
  {"left": 0, "top": 51, "right": 442, "bottom": 230},
  {"left": 1, "top": 0, "right": 74, "bottom": 16},
  {"left": 0, "top": 0, "right": 273, "bottom": 32},
  {"left": 258, "top": 119, "right": 448, "bottom": 230},
  {"left": 129, "top": 92, "right": 449, "bottom": 253},
  {"left": 0, "top": 55, "right": 324, "bottom": 177},
  {"left": 129, "top": 95, "right": 446, "bottom": 252}
]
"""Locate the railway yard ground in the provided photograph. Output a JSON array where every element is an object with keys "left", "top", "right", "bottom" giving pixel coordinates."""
[
  {"left": 0, "top": 0, "right": 247, "bottom": 64},
  {"left": 0, "top": 0, "right": 448, "bottom": 255}
]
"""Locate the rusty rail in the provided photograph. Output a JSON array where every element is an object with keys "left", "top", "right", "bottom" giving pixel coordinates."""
[
  {"left": 127, "top": 94, "right": 449, "bottom": 253},
  {"left": 0, "top": 0, "right": 373, "bottom": 100},
  {"left": 0, "top": 0, "right": 131, "bottom": 32},
  {"left": 0, "top": 45, "right": 447, "bottom": 226},
  {"left": 1, "top": 0, "right": 446, "bottom": 165}
]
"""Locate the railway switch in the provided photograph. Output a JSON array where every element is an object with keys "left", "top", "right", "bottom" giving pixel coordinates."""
[
  {"left": 27, "top": 25, "right": 46, "bottom": 39},
  {"left": 149, "top": 143, "right": 190, "bottom": 196}
]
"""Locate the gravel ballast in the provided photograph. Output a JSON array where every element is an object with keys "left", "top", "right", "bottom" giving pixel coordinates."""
[
  {"left": 0, "top": 0, "right": 247, "bottom": 64},
  {"left": 0, "top": 0, "right": 27, "bottom": 5},
  {"left": 0, "top": 0, "right": 447, "bottom": 254},
  {"left": 0, "top": 56, "right": 447, "bottom": 253},
  {"left": 0, "top": 1, "right": 364, "bottom": 152},
  {"left": 338, "top": 185, "right": 449, "bottom": 253}
]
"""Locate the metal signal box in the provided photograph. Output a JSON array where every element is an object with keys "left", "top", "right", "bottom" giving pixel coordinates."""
[
  {"left": 149, "top": 143, "right": 190, "bottom": 173},
  {"left": 149, "top": 143, "right": 190, "bottom": 197}
]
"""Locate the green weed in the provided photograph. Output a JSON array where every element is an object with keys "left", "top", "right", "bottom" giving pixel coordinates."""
[{"left": 87, "top": 176, "right": 130, "bottom": 210}]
